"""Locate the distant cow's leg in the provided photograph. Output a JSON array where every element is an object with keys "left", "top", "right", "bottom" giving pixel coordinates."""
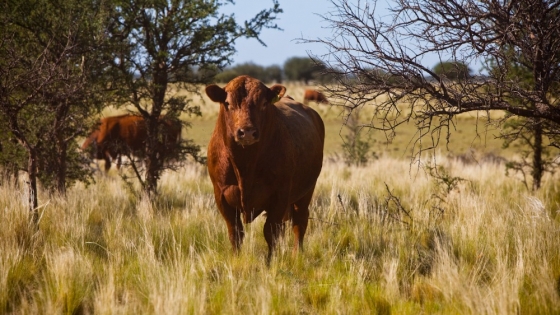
[
  {"left": 103, "top": 152, "right": 112, "bottom": 172},
  {"left": 292, "top": 187, "right": 315, "bottom": 253},
  {"left": 219, "top": 185, "right": 244, "bottom": 252}
]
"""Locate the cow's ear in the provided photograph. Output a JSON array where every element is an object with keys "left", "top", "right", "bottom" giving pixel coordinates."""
[
  {"left": 269, "top": 84, "right": 286, "bottom": 103},
  {"left": 206, "top": 85, "right": 227, "bottom": 103}
]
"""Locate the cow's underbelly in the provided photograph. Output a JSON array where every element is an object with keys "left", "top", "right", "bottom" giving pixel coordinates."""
[
  {"left": 221, "top": 178, "right": 285, "bottom": 223},
  {"left": 220, "top": 157, "right": 321, "bottom": 224},
  {"left": 223, "top": 182, "right": 273, "bottom": 207}
]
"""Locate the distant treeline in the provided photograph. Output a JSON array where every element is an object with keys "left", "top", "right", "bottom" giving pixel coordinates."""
[
  {"left": 210, "top": 58, "right": 474, "bottom": 84},
  {"left": 212, "top": 56, "right": 337, "bottom": 84}
]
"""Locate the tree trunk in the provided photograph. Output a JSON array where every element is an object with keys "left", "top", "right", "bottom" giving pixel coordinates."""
[
  {"left": 27, "top": 148, "right": 39, "bottom": 225},
  {"left": 532, "top": 120, "right": 543, "bottom": 191},
  {"left": 55, "top": 136, "right": 67, "bottom": 195},
  {"left": 143, "top": 62, "right": 167, "bottom": 198},
  {"left": 144, "top": 116, "right": 161, "bottom": 197}
]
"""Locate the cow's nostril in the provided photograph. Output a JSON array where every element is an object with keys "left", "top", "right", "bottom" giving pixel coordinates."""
[
  {"left": 237, "top": 129, "right": 245, "bottom": 138},
  {"left": 237, "top": 127, "right": 259, "bottom": 142}
]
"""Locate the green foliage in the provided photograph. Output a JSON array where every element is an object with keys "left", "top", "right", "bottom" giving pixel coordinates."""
[
  {"left": 284, "top": 56, "right": 329, "bottom": 83},
  {"left": 487, "top": 44, "right": 560, "bottom": 190},
  {"left": 0, "top": 0, "right": 109, "bottom": 201},
  {"left": 264, "top": 65, "right": 283, "bottom": 83},
  {"left": 0, "top": 127, "right": 25, "bottom": 185},
  {"left": 342, "top": 134, "right": 375, "bottom": 166},
  {"left": 431, "top": 61, "right": 471, "bottom": 81},
  {"left": 423, "top": 161, "right": 467, "bottom": 229},
  {"left": 341, "top": 109, "right": 377, "bottom": 166},
  {"left": 214, "top": 62, "right": 283, "bottom": 83},
  {"left": 214, "top": 69, "right": 239, "bottom": 83},
  {"left": 425, "top": 163, "right": 466, "bottom": 195}
]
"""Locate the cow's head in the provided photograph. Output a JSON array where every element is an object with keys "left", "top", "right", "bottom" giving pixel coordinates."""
[
  {"left": 206, "top": 75, "right": 286, "bottom": 146},
  {"left": 81, "top": 130, "right": 104, "bottom": 160}
]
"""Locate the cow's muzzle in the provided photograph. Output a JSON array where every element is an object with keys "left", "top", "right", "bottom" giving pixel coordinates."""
[{"left": 235, "top": 127, "right": 259, "bottom": 146}]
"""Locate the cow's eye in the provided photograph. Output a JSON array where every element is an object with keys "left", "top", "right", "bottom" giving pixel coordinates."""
[{"left": 223, "top": 101, "right": 229, "bottom": 109}]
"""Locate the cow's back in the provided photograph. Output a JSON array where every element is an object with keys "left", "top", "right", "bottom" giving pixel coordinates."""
[
  {"left": 303, "top": 90, "right": 314, "bottom": 101},
  {"left": 116, "top": 115, "right": 146, "bottom": 151},
  {"left": 275, "top": 97, "right": 324, "bottom": 155},
  {"left": 98, "top": 115, "right": 146, "bottom": 152}
]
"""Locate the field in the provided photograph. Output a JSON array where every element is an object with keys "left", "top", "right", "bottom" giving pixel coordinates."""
[
  {"left": 2, "top": 84, "right": 560, "bottom": 314},
  {"left": 110, "top": 82, "right": 513, "bottom": 158}
]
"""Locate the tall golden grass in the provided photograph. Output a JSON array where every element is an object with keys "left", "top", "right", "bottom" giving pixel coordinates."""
[
  {"left": 1, "top": 153, "right": 559, "bottom": 314},
  {"left": 3, "top": 83, "right": 559, "bottom": 314}
]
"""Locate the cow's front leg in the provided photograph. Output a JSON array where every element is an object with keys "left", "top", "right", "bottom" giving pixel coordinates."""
[
  {"left": 223, "top": 205, "right": 244, "bottom": 253},
  {"left": 219, "top": 185, "right": 244, "bottom": 252}
]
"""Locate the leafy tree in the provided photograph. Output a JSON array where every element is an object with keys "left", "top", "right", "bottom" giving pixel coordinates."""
[
  {"left": 104, "top": 0, "right": 282, "bottom": 197},
  {"left": 214, "top": 69, "right": 240, "bottom": 83},
  {"left": 284, "top": 56, "right": 326, "bottom": 83},
  {"left": 0, "top": 127, "right": 24, "bottom": 187},
  {"left": 0, "top": 0, "right": 110, "bottom": 222},
  {"left": 341, "top": 109, "right": 377, "bottom": 166},
  {"left": 305, "top": 0, "right": 560, "bottom": 167},
  {"left": 432, "top": 61, "right": 471, "bottom": 81},
  {"left": 215, "top": 62, "right": 265, "bottom": 82},
  {"left": 264, "top": 65, "right": 283, "bottom": 83},
  {"left": 489, "top": 47, "right": 560, "bottom": 190},
  {"left": 214, "top": 62, "right": 283, "bottom": 83},
  {"left": 228, "top": 63, "right": 266, "bottom": 81}
]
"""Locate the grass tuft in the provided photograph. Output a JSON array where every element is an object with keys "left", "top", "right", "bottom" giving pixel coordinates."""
[{"left": 1, "top": 154, "right": 560, "bottom": 313}]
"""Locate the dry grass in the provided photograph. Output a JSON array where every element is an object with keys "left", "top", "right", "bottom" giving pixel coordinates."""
[
  {"left": 12, "top": 83, "right": 558, "bottom": 314},
  {"left": 1, "top": 153, "right": 559, "bottom": 314},
  {"left": 99, "top": 83, "right": 516, "bottom": 158}
]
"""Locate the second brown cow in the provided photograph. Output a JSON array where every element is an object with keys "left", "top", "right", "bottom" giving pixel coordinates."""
[
  {"left": 82, "top": 115, "right": 181, "bottom": 171},
  {"left": 303, "top": 89, "right": 329, "bottom": 105},
  {"left": 206, "top": 75, "right": 325, "bottom": 263}
]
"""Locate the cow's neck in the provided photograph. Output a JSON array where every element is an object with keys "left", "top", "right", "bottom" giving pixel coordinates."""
[
  {"left": 230, "top": 136, "right": 266, "bottom": 181},
  {"left": 220, "top": 107, "right": 278, "bottom": 210},
  {"left": 224, "top": 142, "right": 261, "bottom": 211}
]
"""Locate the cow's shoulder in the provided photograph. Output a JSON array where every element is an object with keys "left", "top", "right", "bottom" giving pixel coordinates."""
[
  {"left": 274, "top": 97, "right": 321, "bottom": 122},
  {"left": 272, "top": 97, "right": 324, "bottom": 145}
]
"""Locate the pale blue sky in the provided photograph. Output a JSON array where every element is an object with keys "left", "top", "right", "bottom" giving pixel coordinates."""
[
  {"left": 224, "top": 1, "right": 482, "bottom": 73},
  {"left": 224, "top": 0, "right": 337, "bottom": 67}
]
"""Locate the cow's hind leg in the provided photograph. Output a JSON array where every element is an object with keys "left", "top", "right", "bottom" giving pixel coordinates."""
[
  {"left": 116, "top": 155, "right": 122, "bottom": 170},
  {"left": 223, "top": 206, "right": 244, "bottom": 253},
  {"left": 103, "top": 156, "right": 111, "bottom": 172},
  {"left": 292, "top": 187, "right": 315, "bottom": 253}
]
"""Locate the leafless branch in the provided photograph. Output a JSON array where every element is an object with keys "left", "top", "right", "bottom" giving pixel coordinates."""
[{"left": 303, "top": 0, "right": 560, "bottom": 158}]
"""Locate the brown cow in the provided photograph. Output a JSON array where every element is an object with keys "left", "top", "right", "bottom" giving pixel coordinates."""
[
  {"left": 206, "top": 75, "right": 325, "bottom": 263},
  {"left": 303, "top": 89, "right": 329, "bottom": 105},
  {"left": 82, "top": 115, "right": 181, "bottom": 171}
]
